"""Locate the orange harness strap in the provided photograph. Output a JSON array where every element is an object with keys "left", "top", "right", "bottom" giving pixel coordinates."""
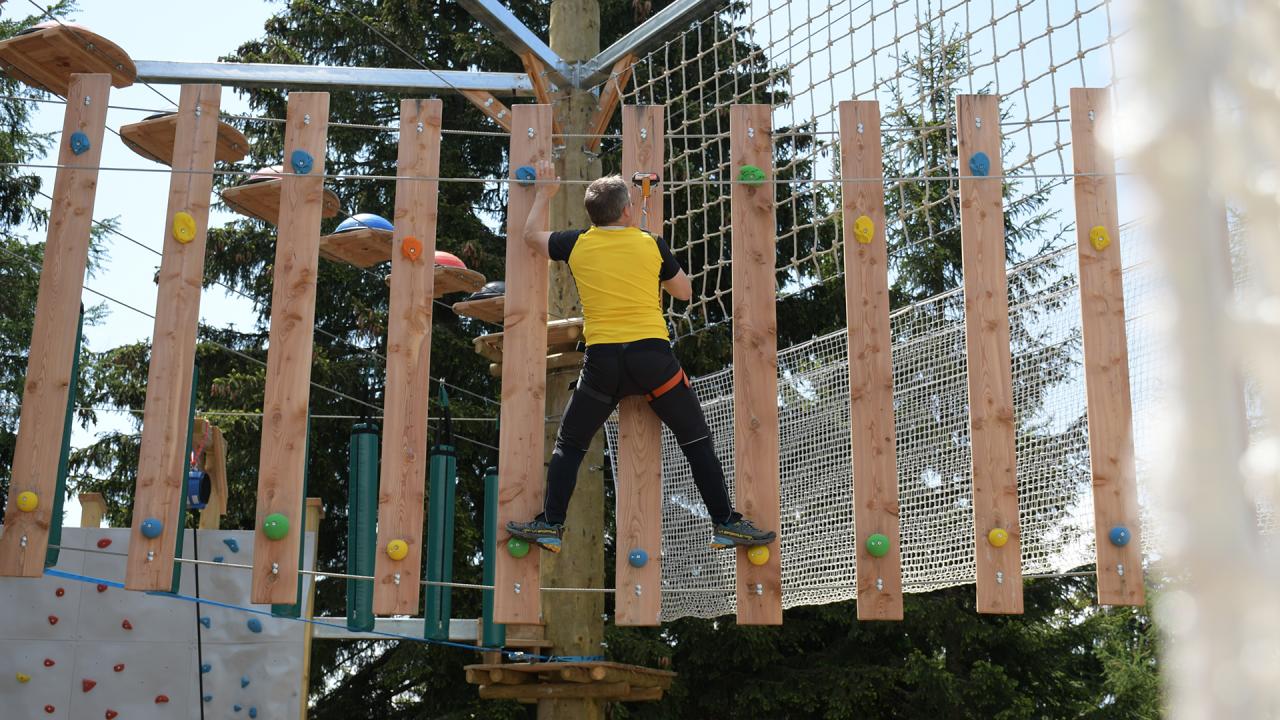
[{"left": 645, "top": 369, "right": 689, "bottom": 402}]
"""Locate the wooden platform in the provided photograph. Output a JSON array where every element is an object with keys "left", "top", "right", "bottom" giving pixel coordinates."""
[
  {"left": 384, "top": 265, "right": 486, "bottom": 298},
  {"left": 489, "top": 350, "right": 583, "bottom": 378},
  {"left": 452, "top": 294, "right": 505, "bottom": 324},
  {"left": 318, "top": 226, "right": 393, "bottom": 267},
  {"left": 221, "top": 178, "right": 341, "bottom": 225},
  {"left": 464, "top": 661, "right": 675, "bottom": 703},
  {"left": 473, "top": 317, "right": 583, "bottom": 364},
  {"left": 120, "top": 113, "right": 249, "bottom": 165},
  {"left": 0, "top": 25, "right": 135, "bottom": 96}
]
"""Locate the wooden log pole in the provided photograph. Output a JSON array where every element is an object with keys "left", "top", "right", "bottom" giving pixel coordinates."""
[
  {"left": 251, "top": 92, "right": 329, "bottom": 604},
  {"left": 78, "top": 493, "right": 106, "bottom": 529},
  {"left": 1070, "top": 88, "right": 1144, "bottom": 606},
  {"left": 126, "top": 84, "right": 223, "bottom": 591},
  {"left": 372, "top": 98, "right": 443, "bottom": 615},
  {"left": 494, "top": 104, "right": 553, "bottom": 625},
  {"left": 0, "top": 74, "right": 111, "bottom": 577},
  {"left": 838, "top": 100, "right": 904, "bottom": 621},
  {"left": 730, "top": 105, "right": 782, "bottom": 625},
  {"left": 956, "top": 94, "right": 1024, "bottom": 614},
  {"left": 615, "top": 104, "right": 667, "bottom": 626}
]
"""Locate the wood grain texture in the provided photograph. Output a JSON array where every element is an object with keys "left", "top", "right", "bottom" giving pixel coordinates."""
[
  {"left": 460, "top": 90, "right": 512, "bottom": 132},
  {"left": 730, "top": 105, "right": 782, "bottom": 625},
  {"left": 0, "top": 74, "right": 111, "bottom": 577},
  {"left": 0, "top": 26, "right": 134, "bottom": 96},
  {"left": 318, "top": 227, "right": 393, "bottom": 267},
  {"left": 197, "top": 421, "right": 228, "bottom": 529},
  {"left": 838, "top": 101, "right": 904, "bottom": 621},
  {"left": 615, "top": 105, "right": 667, "bottom": 626},
  {"left": 221, "top": 179, "right": 341, "bottom": 225},
  {"left": 584, "top": 56, "right": 636, "bottom": 152},
  {"left": 119, "top": 112, "right": 248, "bottom": 165},
  {"left": 494, "top": 104, "right": 553, "bottom": 625},
  {"left": 126, "top": 84, "right": 223, "bottom": 590},
  {"left": 956, "top": 94, "right": 1024, "bottom": 614},
  {"left": 251, "top": 92, "right": 330, "bottom": 604},
  {"left": 373, "top": 99, "right": 443, "bottom": 616},
  {"left": 1070, "top": 88, "right": 1144, "bottom": 606}
]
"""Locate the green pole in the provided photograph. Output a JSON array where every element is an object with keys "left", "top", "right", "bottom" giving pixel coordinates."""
[
  {"left": 272, "top": 413, "right": 311, "bottom": 618},
  {"left": 425, "top": 386, "right": 457, "bottom": 640},
  {"left": 45, "top": 306, "right": 85, "bottom": 568},
  {"left": 347, "top": 422, "right": 380, "bottom": 632},
  {"left": 170, "top": 361, "right": 199, "bottom": 593},
  {"left": 481, "top": 466, "right": 505, "bottom": 647}
]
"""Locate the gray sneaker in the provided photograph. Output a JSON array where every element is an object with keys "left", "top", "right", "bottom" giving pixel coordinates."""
[
  {"left": 711, "top": 515, "right": 776, "bottom": 549},
  {"left": 506, "top": 517, "right": 564, "bottom": 553}
]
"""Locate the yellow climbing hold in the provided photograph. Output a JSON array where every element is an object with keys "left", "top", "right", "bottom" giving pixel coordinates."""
[
  {"left": 16, "top": 672, "right": 30, "bottom": 683},
  {"left": 1089, "top": 225, "right": 1111, "bottom": 252},
  {"left": 172, "top": 211, "right": 197, "bottom": 244},
  {"left": 987, "top": 528, "right": 1010, "bottom": 548},
  {"left": 853, "top": 214, "right": 875, "bottom": 245},
  {"left": 747, "top": 545, "right": 770, "bottom": 566},
  {"left": 16, "top": 491, "right": 38, "bottom": 513},
  {"left": 386, "top": 539, "right": 409, "bottom": 561}
]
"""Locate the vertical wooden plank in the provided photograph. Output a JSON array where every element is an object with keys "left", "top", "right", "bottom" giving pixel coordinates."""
[
  {"left": 1071, "top": 88, "right": 1144, "bottom": 606},
  {"left": 125, "top": 84, "right": 222, "bottom": 591},
  {"left": 251, "top": 92, "right": 330, "bottom": 604},
  {"left": 614, "top": 105, "right": 667, "bottom": 626},
  {"left": 0, "top": 74, "right": 110, "bottom": 577},
  {"left": 956, "top": 94, "right": 1024, "bottom": 614},
  {"left": 494, "top": 104, "right": 553, "bottom": 625},
  {"left": 838, "top": 101, "right": 904, "bottom": 621},
  {"left": 730, "top": 105, "right": 782, "bottom": 625},
  {"left": 372, "top": 99, "right": 443, "bottom": 615},
  {"left": 198, "top": 423, "right": 228, "bottom": 530}
]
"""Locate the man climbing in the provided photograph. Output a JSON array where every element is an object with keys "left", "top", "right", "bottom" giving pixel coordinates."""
[{"left": 506, "top": 160, "right": 777, "bottom": 553}]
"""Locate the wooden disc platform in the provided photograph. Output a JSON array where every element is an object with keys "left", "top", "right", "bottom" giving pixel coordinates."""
[
  {"left": 221, "top": 178, "right": 341, "bottom": 225},
  {"left": 452, "top": 294, "right": 505, "bottom": 325},
  {"left": 0, "top": 24, "right": 135, "bottom": 96},
  {"left": 318, "top": 226, "right": 394, "bottom": 267},
  {"left": 120, "top": 113, "right": 249, "bottom": 165},
  {"left": 464, "top": 661, "right": 675, "bottom": 703},
  {"left": 383, "top": 265, "right": 487, "bottom": 298},
  {"left": 473, "top": 317, "right": 583, "bottom": 365}
]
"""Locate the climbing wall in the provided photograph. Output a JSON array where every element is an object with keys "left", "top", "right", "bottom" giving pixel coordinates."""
[{"left": 0, "top": 528, "right": 314, "bottom": 719}]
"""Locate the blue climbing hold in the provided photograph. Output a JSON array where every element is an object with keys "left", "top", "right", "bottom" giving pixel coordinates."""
[
  {"left": 223, "top": 538, "right": 240, "bottom": 553},
  {"left": 201, "top": 663, "right": 211, "bottom": 674},
  {"left": 248, "top": 708, "right": 258, "bottom": 719},
  {"left": 1109, "top": 526, "right": 1131, "bottom": 547},
  {"left": 139, "top": 518, "right": 163, "bottom": 540},
  {"left": 247, "top": 618, "right": 263, "bottom": 634},
  {"left": 335, "top": 212, "right": 393, "bottom": 233},
  {"left": 241, "top": 675, "right": 250, "bottom": 688},
  {"left": 69, "top": 131, "right": 90, "bottom": 156},
  {"left": 628, "top": 549, "right": 648, "bottom": 568},
  {"left": 213, "top": 556, "right": 224, "bottom": 563},
  {"left": 515, "top": 165, "right": 537, "bottom": 186},
  {"left": 968, "top": 151, "right": 991, "bottom": 177},
  {"left": 233, "top": 705, "right": 243, "bottom": 713},
  {"left": 199, "top": 616, "right": 211, "bottom": 629},
  {"left": 290, "top": 149, "right": 314, "bottom": 175}
]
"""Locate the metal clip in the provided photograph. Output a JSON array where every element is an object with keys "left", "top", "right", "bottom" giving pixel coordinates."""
[
  {"left": 975, "top": 116, "right": 983, "bottom": 128},
  {"left": 514, "top": 582, "right": 522, "bottom": 594},
  {"left": 996, "top": 571, "right": 1004, "bottom": 584},
  {"left": 303, "top": 114, "right": 312, "bottom": 125},
  {"left": 527, "top": 127, "right": 535, "bottom": 139},
  {"left": 640, "top": 128, "right": 648, "bottom": 141},
  {"left": 875, "top": 577, "right": 883, "bottom": 591},
  {"left": 634, "top": 584, "right": 643, "bottom": 597},
  {"left": 484, "top": 97, "right": 494, "bottom": 107},
  {"left": 146, "top": 551, "right": 155, "bottom": 562},
  {"left": 1117, "top": 564, "right": 1125, "bottom": 577},
  {"left": 393, "top": 573, "right": 401, "bottom": 585},
  {"left": 84, "top": 96, "right": 91, "bottom": 106},
  {"left": 1088, "top": 110, "right": 1096, "bottom": 122},
  {"left": 857, "top": 122, "right": 864, "bottom": 134},
  {"left": 271, "top": 563, "right": 279, "bottom": 575},
  {"left": 20, "top": 535, "right": 28, "bottom": 548},
  {"left": 416, "top": 122, "right": 424, "bottom": 134},
  {"left": 194, "top": 106, "right": 202, "bottom": 118},
  {"left": 747, "top": 127, "right": 755, "bottom": 138},
  {"left": 753, "top": 583, "right": 763, "bottom": 596}
]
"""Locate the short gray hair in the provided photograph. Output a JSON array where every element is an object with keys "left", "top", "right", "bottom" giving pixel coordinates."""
[{"left": 584, "top": 175, "right": 631, "bottom": 226}]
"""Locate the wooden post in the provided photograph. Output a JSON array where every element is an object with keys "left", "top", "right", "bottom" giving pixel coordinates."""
[
  {"left": 956, "top": 94, "right": 1024, "bottom": 614},
  {"left": 1070, "top": 88, "right": 1144, "bottom": 606},
  {"left": 299, "top": 497, "right": 325, "bottom": 720},
  {"left": 494, "top": 104, "right": 553, "bottom": 625},
  {"left": 125, "top": 84, "right": 223, "bottom": 591},
  {"left": 614, "top": 105, "right": 666, "bottom": 626},
  {"left": 251, "top": 92, "right": 330, "bottom": 605},
  {"left": 0, "top": 74, "right": 110, "bottom": 577},
  {"left": 838, "top": 100, "right": 904, "bottom": 621},
  {"left": 730, "top": 105, "right": 782, "bottom": 625},
  {"left": 78, "top": 493, "right": 106, "bottom": 528},
  {"left": 198, "top": 422, "right": 228, "bottom": 530},
  {"left": 372, "top": 99, "right": 443, "bottom": 615}
]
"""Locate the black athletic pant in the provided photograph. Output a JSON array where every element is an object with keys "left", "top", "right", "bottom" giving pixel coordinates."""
[{"left": 541, "top": 338, "right": 735, "bottom": 525}]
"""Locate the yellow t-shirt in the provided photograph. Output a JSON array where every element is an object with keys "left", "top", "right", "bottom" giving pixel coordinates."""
[{"left": 548, "top": 226, "right": 681, "bottom": 345}]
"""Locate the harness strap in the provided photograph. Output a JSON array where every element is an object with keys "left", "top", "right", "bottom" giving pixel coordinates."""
[{"left": 645, "top": 369, "right": 689, "bottom": 402}]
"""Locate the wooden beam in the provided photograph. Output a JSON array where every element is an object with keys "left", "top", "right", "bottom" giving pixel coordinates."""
[
  {"left": 494, "top": 104, "right": 553, "bottom": 625},
  {"left": 126, "top": 84, "right": 223, "bottom": 591},
  {"left": 372, "top": 99, "right": 444, "bottom": 616},
  {"left": 956, "top": 94, "right": 1024, "bottom": 615},
  {"left": 838, "top": 100, "right": 904, "bottom": 621},
  {"left": 461, "top": 89, "right": 512, "bottom": 132},
  {"left": 615, "top": 104, "right": 667, "bottom": 626},
  {"left": 583, "top": 55, "right": 636, "bottom": 153},
  {"left": 518, "top": 52, "right": 563, "bottom": 139},
  {"left": 479, "top": 682, "right": 633, "bottom": 701},
  {"left": 1070, "top": 88, "right": 1144, "bottom": 606},
  {"left": 0, "top": 74, "right": 111, "bottom": 577},
  {"left": 251, "top": 92, "right": 330, "bottom": 604},
  {"left": 730, "top": 105, "right": 782, "bottom": 625},
  {"left": 78, "top": 493, "right": 106, "bottom": 528},
  {"left": 198, "top": 422, "right": 228, "bottom": 529}
]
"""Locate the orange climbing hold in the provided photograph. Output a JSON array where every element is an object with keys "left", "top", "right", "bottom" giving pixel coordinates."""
[
  {"left": 155, "top": 695, "right": 169, "bottom": 704},
  {"left": 82, "top": 679, "right": 96, "bottom": 692},
  {"left": 113, "top": 664, "right": 125, "bottom": 673},
  {"left": 97, "top": 538, "right": 112, "bottom": 548},
  {"left": 43, "top": 659, "right": 54, "bottom": 667},
  {"left": 96, "top": 584, "right": 108, "bottom": 593},
  {"left": 401, "top": 236, "right": 424, "bottom": 261},
  {"left": 105, "top": 710, "right": 118, "bottom": 719},
  {"left": 47, "top": 615, "right": 58, "bottom": 625},
  {"left": 55, "top": 588, "right": 64, "bottom": 597},
  {"left": 44, "top": 706, "right": 54, "bottom": 714},
  {"left": 121, "top": 619, "right": 133, "bottom": 631}
]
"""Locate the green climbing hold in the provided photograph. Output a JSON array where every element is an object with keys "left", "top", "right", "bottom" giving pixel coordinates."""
[
  {"left": 738, "top": 164, "right": 766, "bottom": 186},
  {"left": 262, "top": 513, "right": 290, "bottom": 541},
  {"left": 507, "top": 537, "right": 530, "bottom": 559},
  {"left": 865, "top": 533, "right": 890, "bottom": 558}
]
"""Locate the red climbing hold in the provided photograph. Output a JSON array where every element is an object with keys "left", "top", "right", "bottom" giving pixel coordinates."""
[
  {"left": 113, "top": 663, "right": 125, "bottom": 673},
  {"left": 55, "top": 587, "right": 65, "bottom": 597},
  {"left": 43, "top": 658, "right": 55, "bottom": 667},
  {"left": 105, "top": 711, "right": 118, "bottom": 719},
  {"left": 82, "top": 679, "right": 97, "bottom": 692},
  {"left": 44, "top": 705, "right": 55, "bottom": 714},
  {"left": 155, "top": 695, "right": 169, "bottom": 704},
  {"left": 47, "top": 615, "right": 58, "bottom": 625},
  {"left": 96, "top": 584, "right": 108, "bottom": 593},
  {"left": 97, "top": 538, "right": 112, "bottom": 548},
  {"left": 121, "top": 619, "right": 133, "bottom": 631}
]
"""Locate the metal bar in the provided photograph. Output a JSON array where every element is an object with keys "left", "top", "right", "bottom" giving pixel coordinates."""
[
  {"left": 455, "top": 0, "right": 571, "bottom": 86},
  {"left": 135, "top": 60, "right": 536, "bottom": 96},
  {"left": 311, "top": 616, "right": 480, "bottom": 641},
  {"left": 582, "top": 0, "right": 722, "bottom": 87}
]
